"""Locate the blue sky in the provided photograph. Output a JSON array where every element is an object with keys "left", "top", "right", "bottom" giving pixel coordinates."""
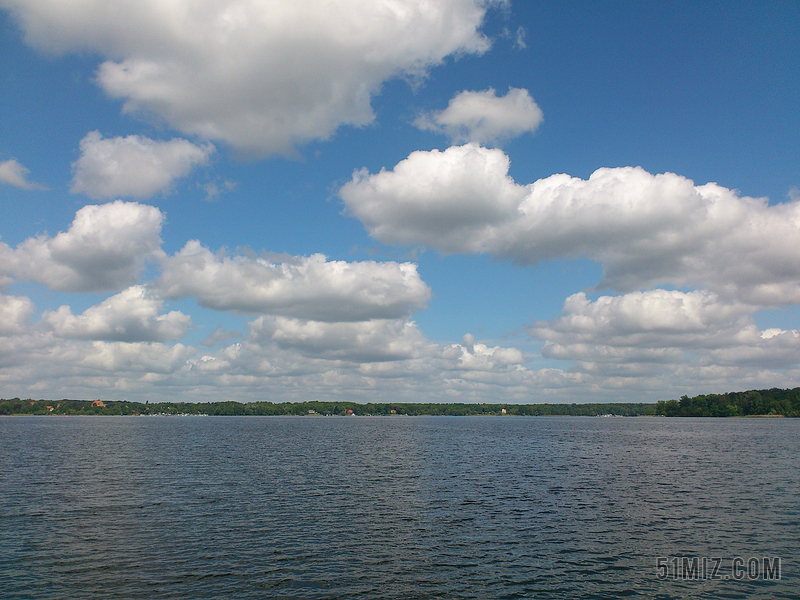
[{"left": 1, "top": 0, "right": 798, "bottom": 403}]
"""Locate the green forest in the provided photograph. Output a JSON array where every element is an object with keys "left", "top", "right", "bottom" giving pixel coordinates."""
[
  {"left": 2, "top": 388, "right": 799, "bottom": 416},
  {"left": 0, "top": 398, "right": 654, "bottom": 417},
  {"left": 653, "top": 388, "right": 800, "bottom": 417}
]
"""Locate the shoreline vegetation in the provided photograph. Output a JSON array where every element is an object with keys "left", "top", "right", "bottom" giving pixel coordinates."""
[{"left": 1, "top": 388, "right": 799, "bottom": 417}]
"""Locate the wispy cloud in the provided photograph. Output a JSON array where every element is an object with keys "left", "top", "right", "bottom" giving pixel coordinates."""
[{"left": 0, "top": 159, "right": 48, "bottom": 190}]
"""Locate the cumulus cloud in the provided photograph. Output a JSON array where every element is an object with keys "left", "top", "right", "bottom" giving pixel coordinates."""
[
  {"left": 529, "top": 290, "right": 753, "bottom": 352},
  {"left": 1, "top": 300, "right": 797, "bottom": 404},
  {"left": 341, "top": 144, "right": 800, "bottom": 305},
  {"left": 0, "top": 158, "right": 48, "bottom": 190},
  {"left": 528, "top": 289, "right": 800, "bottom": 379},
  {"left": 0, "top": 294, "right": 35, "bottom": 335},
  {"left": 70, "top": 131, "right": 213, "bottom": 199},
  {"left": 158, "top": 241, "right": 431, "bottom": 321},
  {"left": 249, "top": 316, "right": 433, "bottom": 363},
  {"left": 218, "top": 325, "right": 532, "bottom": 396},
  {"left": 4, "top": 0, "right": 503, "bottom": 155},
  {"left": 1, "top": 200, "right": 164, "bottom": 292},
  {"left": 79, "top": 341, "right": 195, "bottom": 375},
  {"left": 341, "top": 144, "right": 527, "bottom": 252},
  {"left": 414, "top": 88, "right": 542, "bottom": 144},
  {"left": 0, "top": 309, "right": 557, "bottom": 403},
  {"left": 445, "top": 333, "right": 525, "bottom": 370},
  {"left": 42, "top": 285, "right": 191, "bottom": 342},
  {"left": 709, "top": 329, "right": 800, "bottom": 368}
]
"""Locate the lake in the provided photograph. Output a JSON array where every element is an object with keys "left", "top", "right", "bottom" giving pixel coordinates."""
[{"left": 1, "top": 415, "right": 797, "bottom": 599}]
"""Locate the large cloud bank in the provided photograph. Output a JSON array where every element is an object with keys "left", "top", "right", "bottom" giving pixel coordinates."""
[
  {"left": 3, "top": 0, "right": 503, "bottom": 155},
  {"left": 528, "top": 289, "right": 800, "bottom": 391},
  {"left": 338, "top": 142, "right": 800, "bottom": 397},
  {"left": 2, "top": 197, "right": 799, "bottom": 403},
  {"left": 0, "top": 197, "right": 555, "bottom": 403},
  {"left": 341, "top": 143, "right": 800, "bottom": 305}
]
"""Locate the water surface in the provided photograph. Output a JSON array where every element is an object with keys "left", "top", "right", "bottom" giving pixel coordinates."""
[{"left": 1, "top": 416, "right": 797, "bottom": 599}]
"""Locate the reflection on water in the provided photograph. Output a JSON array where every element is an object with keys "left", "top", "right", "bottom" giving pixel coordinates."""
[{"left": 1, "top": 416, "right": 797, "bottom": 599}]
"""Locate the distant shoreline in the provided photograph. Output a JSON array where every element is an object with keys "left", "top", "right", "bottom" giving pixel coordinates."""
[
  {"left": 1, "top": 413, "right": 791, "bottom": 419},
  {"left": 2, "top": 388, "right": 799, "bottom": 417}
]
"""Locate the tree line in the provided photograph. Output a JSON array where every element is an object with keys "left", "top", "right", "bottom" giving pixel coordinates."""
[
  {"left": 0, "top": 398, "right": 655, "bottom": 417},
  {"left": 654, "top": 388, "right": 800, "bottom": 417},
  {"left": 2, "top": 388, "right": 799, "bottom": 417}
]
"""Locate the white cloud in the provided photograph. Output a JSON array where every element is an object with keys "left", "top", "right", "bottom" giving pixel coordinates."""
[
  {"left": 220, "top": 326, "right": 534, "bottom": 399},
  {"left": 78, "top": 341, "right": 195, "bottom": 375},
  {"left": 249, "top": 316, "right": 433, "bottom": 363},
  {"left": 158, "top": 241, "right": 431, "bottom": 321},
  {"left": 0, "top": 158, "right": 48, "bottom": 190},
  {"left": 200, "top": 179, "right": 237, "bottom": 202},
  {"left": 0, "top": 315, "right": 557, "bottom": 403},
  {"left": 2, "top": 301, "right": 798, "bottom": 404},
  {"left": 70, "top": 131, "right": 213, "bottom": 199},
  {"left": 42, "top": 285, "right": 191, "bottom": 342},
  {"left": 414, "top": 88, "right": 542, "bottom": 144},
  {"left": 514, "top": 26, "right": 526, "bottom": 50},
  {"left": 0, "top": 197, "right": 552, "bottom": 403},
  {"left": 4, "top": 0, "right": 503, "bottom": 155},
  {"left": 341, "top": 144, "right": 527, "bottom": 252},
  {"left": 0, "top": 327, "right": 196, "bottom": 387},
  {"left": 341, "top": 144, "right": 800, "bottom": 305},
  {"left": 445, "top": 333, "right": 525, "bottom": 370},
  {"left": 1, "top": 200, "right": 164, "bottom": 292},
  {"left": 709, "top": 329, "right": 800, "bottom": 368},
  {"left": 529, "top": 290, "right": 752, "bottom": 348},
  {"left": 0, "top": 294, "right": 35, "bottom": 335},
  {"left": 528, "top": 289, "right": 800, "bottom": 379}
]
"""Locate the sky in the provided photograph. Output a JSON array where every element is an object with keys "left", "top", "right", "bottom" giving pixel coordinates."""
[{"left": 1, "top": 0, "right": 799, "bottom": 404}]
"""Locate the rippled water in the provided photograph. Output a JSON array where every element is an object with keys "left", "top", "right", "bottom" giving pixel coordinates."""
[{"left": 1, "top": 416, "right": 797, "bottom": 599}]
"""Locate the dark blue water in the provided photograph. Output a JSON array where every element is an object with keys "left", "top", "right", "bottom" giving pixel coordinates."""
[{"left": 1, "top": 416, "right": 797, "bottom": 599}]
